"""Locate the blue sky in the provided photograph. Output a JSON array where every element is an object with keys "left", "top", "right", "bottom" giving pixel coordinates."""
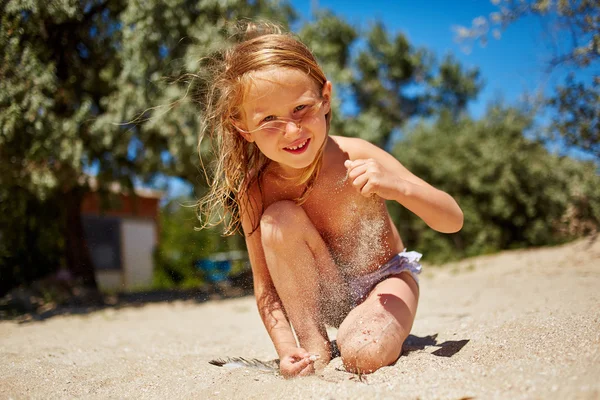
[{"left": 290, "top": 0, "right": 581, "bottom": 118}]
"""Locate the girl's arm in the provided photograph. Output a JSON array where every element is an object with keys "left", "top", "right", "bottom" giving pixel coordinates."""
[{"left": 341, "top": 137, "right": 464, "bottom": 233}]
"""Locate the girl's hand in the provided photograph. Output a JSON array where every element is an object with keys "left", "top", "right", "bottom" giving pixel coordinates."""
[
  {"left": 344, "top": 158, "right": 407, "bottom": 200},
  {"left": 279, "top": 348, "right": 315, "bottom": 378}
]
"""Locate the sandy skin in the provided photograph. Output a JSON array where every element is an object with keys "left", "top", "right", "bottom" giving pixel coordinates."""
[{"left": 1, "top": 237, "right": 599, "bottom": 399}]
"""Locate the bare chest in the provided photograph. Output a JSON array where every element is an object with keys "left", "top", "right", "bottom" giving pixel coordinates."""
[{"left": 261, "top": 166, "right": 400, "bottom": 275}]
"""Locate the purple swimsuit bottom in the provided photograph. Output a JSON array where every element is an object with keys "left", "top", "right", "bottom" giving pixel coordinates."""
[{"left": 348, "top": 250, "right": 422, "bottom": 306}]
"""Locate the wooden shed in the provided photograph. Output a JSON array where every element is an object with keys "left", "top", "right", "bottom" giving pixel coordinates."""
[{"left": 80, "top": 183, "right": 162, "bottom": 291}]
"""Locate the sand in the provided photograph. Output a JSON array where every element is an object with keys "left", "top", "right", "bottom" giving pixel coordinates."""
[{"left": 1, "top": 237, "right": 599, "bottom": 399}]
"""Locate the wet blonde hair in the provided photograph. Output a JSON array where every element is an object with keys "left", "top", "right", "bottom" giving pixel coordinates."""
[{"left": 197, "top": 21, "right": 331, "bottom": 236}]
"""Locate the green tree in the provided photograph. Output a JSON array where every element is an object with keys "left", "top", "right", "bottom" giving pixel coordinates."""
[
  {"left": 352, "top": 23, "right": 482, "bottom": 148},
  {"left": 0, "top": 0, "right": 295, "bottom": 294},
  {"left": 551, "top": 75, "right": 599, "bottom": 159},
  {"left": 454, "top": 0, "right": 599, "bottom": 159}
]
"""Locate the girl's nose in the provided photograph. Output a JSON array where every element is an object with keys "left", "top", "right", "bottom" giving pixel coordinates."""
[{"left": 284, "top": 120, "right": 301, "bottom": 136}]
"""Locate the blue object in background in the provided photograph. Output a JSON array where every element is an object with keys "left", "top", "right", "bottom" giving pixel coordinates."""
[{"left": 195, "top": 259, "right": 231, "bottom": 283}]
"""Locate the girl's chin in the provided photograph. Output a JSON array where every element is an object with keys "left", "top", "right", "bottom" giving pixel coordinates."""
[{"left": 273, "top": 156, "right": 317, "bottom": 177}]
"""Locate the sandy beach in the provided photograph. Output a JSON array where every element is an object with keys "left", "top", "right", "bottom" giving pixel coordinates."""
[{"left": 1, "top": 237, "right": 599, "bottom": 399}]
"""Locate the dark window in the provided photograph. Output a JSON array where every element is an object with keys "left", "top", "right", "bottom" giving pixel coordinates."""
[{"left": 82, "top": 216, "right": 122, "bottom": 270}]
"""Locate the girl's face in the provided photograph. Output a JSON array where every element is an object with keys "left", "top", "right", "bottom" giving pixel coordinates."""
[{"left": 237, "top": 68, "right": 331, "bottom": 177}]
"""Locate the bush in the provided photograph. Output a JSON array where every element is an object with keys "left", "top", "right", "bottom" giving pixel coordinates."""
[{"left": 391, "top": 106, "right": 600, "bottom": 263}]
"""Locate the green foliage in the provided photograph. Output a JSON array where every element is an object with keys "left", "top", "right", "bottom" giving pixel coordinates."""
[
  {"left": 0, "top": 0, "right": 94, "bottom": 199},
  {"left": 92, "top": 0, "right": 296, "bottom": 184},
  {"left": 0, "top": 0, "right": 295, "bottom": 292},
  {"left": 391, "top": 106, "right": 600, "bottom": 263},
  {"left": 299, "top": 10, "right": 357, "bottom": 77},
  {"left": 550, "top": 76, "right": 600, "bottom": 159},
  {"left": 349, "top": 22, "right": 431, "bottom": 146},
  {"left": 432, "top": 55, "right": 482, "bottom": 117}
]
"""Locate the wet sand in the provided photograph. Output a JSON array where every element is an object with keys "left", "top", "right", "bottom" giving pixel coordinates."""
[{"left": 1, "top": 237, "right": 599, "bottom": 399}]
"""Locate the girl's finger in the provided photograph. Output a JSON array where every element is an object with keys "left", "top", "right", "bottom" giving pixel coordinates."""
[
  {"left": 297, "top": 362, "right": 315, "bottom": 376},
  {"left": 344, "top": 159, "right": 368, "bottom": 171},
  {"left": 347, "top": 163, "right": 369, "bottom": 180},
  {"left": 291, "top": 358, "right": 311, "bottom": 373},
  {"left": 291, "top": 350, "right": 310, "bottom": 361},
  {"left": 360, "top": 180, "right": 377, "bottom": 197},
  {"left": 352, "top": 174, "right": 369, "bottom": 192},
  {"left": 291, "top": 355, "right": 308, "bottom": 364}
]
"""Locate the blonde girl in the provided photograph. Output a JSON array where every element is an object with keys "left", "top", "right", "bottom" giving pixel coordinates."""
[{"left": 198, "top": 22, "right": 463, "bottom": 378}]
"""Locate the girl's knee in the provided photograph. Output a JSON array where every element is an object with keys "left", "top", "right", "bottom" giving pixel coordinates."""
[
  {"left": 262, "top": 200, "right": 302, "bottom": 222},
  {"left": 260, "top": 200, "right": 306, "bottom": 247},
  {"left": 338, "top": 335, "right": 403, "bottom": 374},
  {"left": 336, "top": 310, "right": 405, "bottom": 374}
]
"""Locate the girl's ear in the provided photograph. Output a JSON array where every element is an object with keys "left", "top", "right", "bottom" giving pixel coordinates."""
[
  {"left": 231, "top": 119, "right": 255, "bottom": 142},
  {"left": 321, "top": 81, "right": 333, "bottom": 113},
  {"left": 238, "top": 129, "right": 254, "bottom": 143}
]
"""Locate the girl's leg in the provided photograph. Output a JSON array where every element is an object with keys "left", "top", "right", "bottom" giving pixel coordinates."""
[
  {"left": 336, "top": 272, "right": 419, "bottom": 373},
  {"left": 260, "top": 200, "right": 350, "bottom": 369}
]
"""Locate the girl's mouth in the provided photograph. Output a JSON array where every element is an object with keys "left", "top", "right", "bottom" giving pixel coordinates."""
[{"left": 283, "top": 138, "right": 310, "bottom": 154}]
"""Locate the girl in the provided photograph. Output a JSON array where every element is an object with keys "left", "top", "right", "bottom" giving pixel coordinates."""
[{"left": 198, "top": 22, "right": 463, "bottom": 378}]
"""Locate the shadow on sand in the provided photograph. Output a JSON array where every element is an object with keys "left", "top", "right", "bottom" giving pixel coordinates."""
[{"left": 403, "top": 334, "right": 470, "bottom": 357}]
